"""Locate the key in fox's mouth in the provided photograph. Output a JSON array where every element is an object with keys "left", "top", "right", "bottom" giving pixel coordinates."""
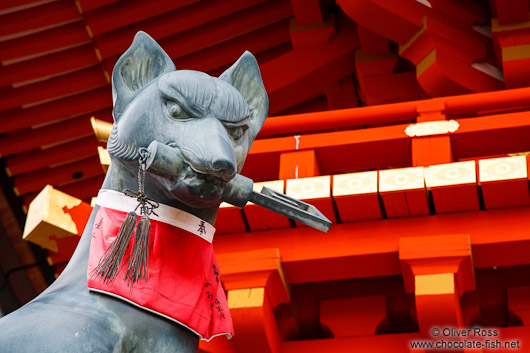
[
  {"left": 183, "top": 163, "right": 226, "bottom": 186},
  {"left": 180, "top": 162, "right": 227, "bottom": 201}
]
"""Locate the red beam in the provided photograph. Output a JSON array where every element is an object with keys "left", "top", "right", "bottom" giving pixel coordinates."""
[
  {"left": 337, "top": 0, "right": 422, "bottom": 44},
  {"left": 13, "top": 156, "right": 104, "bottom": 196},
  {"left": 0, "top": 0, "right": 80, "bottom": 38},
  {"left": 120, "top": 19, "right": 291, "bottom": 76},
  {"left": 94, "top": 0, "right": 267, "bottom": 59},
  {"left": 260, "top": 102, "right": 417, "bottom": 138},
  {"left": 493, "top": 0, "right": 529, "bottom": 25},
  {"left": 244, "top": 109, "right": 530, "bottom": 181},
  {"left": 0, "top": 44, "right": 99, "bottom": 86},
  {"left": 105, "top": 0, "right": 290, "bottom": 72},
  {"left": 0, "top": 21, "right": 289, "bottom": 135},
  {"left": 444, "top": 87, "right": 530, "bottom": 116},
  {"left": 0, "top": 0, "right": 51, "bottom": 11},
  {"left": 157, "top": 0, "right": 292, "bottom": 60},
  {"left": 22, "top": 174, "right": 105, "bottom": 209},
  {"left": 6, "top": 102, "right": 517, "bottom": 186},
  {"left": 430, "top": 0, "right": 486, "bottom": 27},
  {"left": 0, "top": 21, "right": 89, "bottom": 62},
  {"left": 0, "top": 23, "right": 269, "bottom": 114},
  {"left": 57, "top": 174, "right": 105, "bottom": 202},
  {"left": 0, "top": 114, "right": 97, "bottom": 157},
  {"left": 267, "top": 52, "right": 355, "bottom": 114},
  {"left": 0, "top": 86, "right": 111, "bottom": 133},
  {"left": 213, "top": 207, "right": 530, "bottom": 284},
  {"left": 452, "top": 110, "right": 530, "bottom": 158},
  {"left": 84, "top": 0, "right": 198, "bottom": 37},
  {"left": 0, "top": 66, "right": 107, "bottom": 111},
  {"left": 290, "top": 0, "right": 325, "bottom": 26},
  {"left": 259, "top": 87, "right": 530, "bottom": 138},
  {"left": 359, "top": 71, "right": 426, "bottom": 106},
  {"left": 416, "top": 48, "right": 503, "bottom": 97},
  {"left": 251, "top": 41, "right": 293, "bottom": 68},
  {"left": 3, "top": 109, "right": 111, "bottom": 175},
  {"left": 261, "top": 21, "right": 358, "bottom": 114},
  {"left": 22, "top": 174, "right": 106, "bottom": 208},
  {"left": 77, "top": 0, "right": 119, "bottom": 13},
  {"left": 5, "top": 136, "right": 100, "bottom": 177},
  {"left": 339, "top": 0, "right": 496, "bottom": 97},
  {"left": 357, "top": 25, "right": 390, "bottom": 55},
  {"left": 243, "top": 124, "right": 411, "bottom": 181},
  {"left": 262, "top": 21, "right": 356, "bottom": 93},
  {"left": 274, "top": 94, "right": 330, "bottom": 116}
]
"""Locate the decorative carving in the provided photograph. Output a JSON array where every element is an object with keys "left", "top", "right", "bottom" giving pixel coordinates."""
[
  {"left": 379, "top": 167, "right": 425, "bottom": 192},
  {"left": 333, "top": 171, "right": 378, "bottom": 196},
  {"left": 426, "top": 161, "right": 476, "bottom": 187},
  {"left": 479, "top": 155, "right": 527, "bottom": 182},
  {"left": 405, "top": 119, "right": 459, "bottom": 137}
]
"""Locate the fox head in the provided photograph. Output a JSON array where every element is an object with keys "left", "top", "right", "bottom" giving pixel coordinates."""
[{"left": 107, "top": 31, "right": 268, "bottom": 208}]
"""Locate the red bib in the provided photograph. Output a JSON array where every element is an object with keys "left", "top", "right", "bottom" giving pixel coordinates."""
[{"left": 87, "top": 190, "right": 233, "bottom": 341}]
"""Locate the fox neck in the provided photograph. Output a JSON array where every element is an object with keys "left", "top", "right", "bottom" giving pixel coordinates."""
[{"left": 49, "top": 157, "right": 219, "bottom": 297}]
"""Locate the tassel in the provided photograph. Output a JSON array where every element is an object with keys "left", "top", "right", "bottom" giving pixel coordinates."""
[
  {"left": 92, "top": 148, "right": 158, "bottom": 290},
  {"left": 125, "top": 215, "right": 150, "bottom": 288},
  {"left": 92, "top": 211, "right": 137, "bottom": 285}
]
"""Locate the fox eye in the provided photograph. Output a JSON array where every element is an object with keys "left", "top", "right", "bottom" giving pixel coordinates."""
[
  {"left": 165, "top": 101, "right": 188, "bottom": 119},
  {"left": 226, "top": 125, "right": 248, "bottom": 142}
]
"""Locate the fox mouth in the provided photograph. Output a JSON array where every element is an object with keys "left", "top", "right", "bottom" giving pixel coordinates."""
[
  {"left": 167, "top": 162, "right": 226, "bottom": 206},
  {"left": 158, "top": 141, "right": 230, "bottom": 205},
  {"left": 182, "top": 163, "right": 226, "bottom": 190}
]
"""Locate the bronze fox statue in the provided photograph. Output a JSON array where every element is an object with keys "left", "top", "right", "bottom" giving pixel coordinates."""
[{"left": 0, "top": 31, "right": 268, "bottom": 353}]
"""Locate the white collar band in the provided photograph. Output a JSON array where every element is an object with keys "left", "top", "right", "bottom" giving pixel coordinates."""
[{"left": 95, "top": 189, "right": 216, "bottom": 243}]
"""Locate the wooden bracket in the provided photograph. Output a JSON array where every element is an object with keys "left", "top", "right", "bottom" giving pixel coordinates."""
[
  {"left": 216, "top": 248, "right": 290, "bottom": 353},
  {"left": 399, "top": 234, "right": 475, "bottom": 332}
]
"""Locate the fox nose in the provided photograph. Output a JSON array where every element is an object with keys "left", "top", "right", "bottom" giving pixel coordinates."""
[{"left": 210, "top": 158, "right": 236, "bottom": 181}]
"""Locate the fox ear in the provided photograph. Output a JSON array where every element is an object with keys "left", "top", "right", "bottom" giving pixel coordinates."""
[
  {"left": 112, "top": 31, "right": 175, "bottom": 120},
  {"left": 219, "top": 51, "right": 268, "bottom": 146}
]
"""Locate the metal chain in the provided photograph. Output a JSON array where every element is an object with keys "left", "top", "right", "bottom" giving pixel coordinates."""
[
  {"left": 138, "top": 148, "right": 149, "bottom": 195},
  {"left": 123, "top": 148, "right": 159, "bottom": 217}
]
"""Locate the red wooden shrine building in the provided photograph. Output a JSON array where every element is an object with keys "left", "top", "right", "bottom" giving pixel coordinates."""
[{"left": 1, "top": 0, "right": 530, "bottom": 352}]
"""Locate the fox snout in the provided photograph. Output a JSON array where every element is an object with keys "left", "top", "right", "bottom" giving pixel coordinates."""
[
  {"left": 209, "top": 158, "right": 236, "bottom": 181},
  {"left": 176, "top": 118, "right": 237, "bottom": 183}
]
